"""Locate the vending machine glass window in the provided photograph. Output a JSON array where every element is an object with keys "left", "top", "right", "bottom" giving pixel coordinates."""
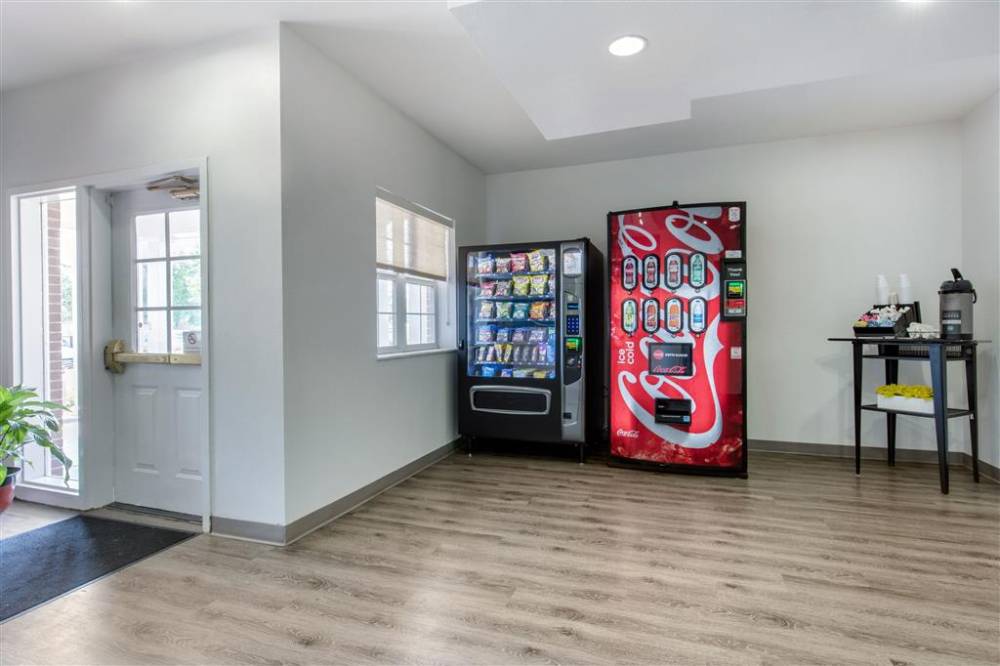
[{"left": 466, "top": 248, "right": 557, "bottom": 379}]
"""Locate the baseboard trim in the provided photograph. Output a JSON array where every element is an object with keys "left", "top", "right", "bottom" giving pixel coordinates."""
[
  {"left": 749, "top": 439, "right": 1000, "bottom": 483},
  {"left": 211, "top": 439, "right": 459, "bottom": 546}
]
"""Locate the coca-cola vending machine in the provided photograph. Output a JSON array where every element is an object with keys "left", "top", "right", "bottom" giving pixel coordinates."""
[{"left": 608, "top": 202, "right": 747, "bottom": 476}]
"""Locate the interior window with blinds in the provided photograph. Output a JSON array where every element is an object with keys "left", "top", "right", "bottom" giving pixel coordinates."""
[{"left": 375, "top": 194, "right": 453, "bottom": 355}]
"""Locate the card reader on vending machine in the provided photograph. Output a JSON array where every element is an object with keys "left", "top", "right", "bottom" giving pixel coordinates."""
[{"left": 722, "top": 256, "right": 747, "bottom": 319}]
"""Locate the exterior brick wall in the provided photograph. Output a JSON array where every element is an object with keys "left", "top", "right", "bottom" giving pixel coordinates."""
[{"left": 46, "top": 201, "right": 64, "bottom": 477}]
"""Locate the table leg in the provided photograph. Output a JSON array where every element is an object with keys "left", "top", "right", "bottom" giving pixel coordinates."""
[
  {"left": 885, "top": 347, "right": 899, "bottom": 467},
  {"left": 965, "top": 352, "right": 979, "bottom": 483},
  {"left": 853, "top": 342, "right": 863, "bottom": 476},
  {"left": 929, "top": 345, "right": 949, "bottom": 494}
]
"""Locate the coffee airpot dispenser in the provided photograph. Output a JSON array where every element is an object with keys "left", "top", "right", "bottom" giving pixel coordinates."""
[{"left": 939, "top": 268, "right": 976, "bottom": 340}]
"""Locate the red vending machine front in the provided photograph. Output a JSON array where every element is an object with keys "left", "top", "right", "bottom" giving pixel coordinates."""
[{"left": 608, "top": 203, "right": 747, "bottom": 476}]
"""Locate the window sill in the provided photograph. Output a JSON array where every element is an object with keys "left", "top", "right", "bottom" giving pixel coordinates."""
[{"left": 377, "top": 347, "right": 457, "bottom": 361}]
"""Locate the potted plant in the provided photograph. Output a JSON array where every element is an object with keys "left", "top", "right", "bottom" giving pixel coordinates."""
[
  {"left": 0, "top": 385, "right": 73, "bottom": 513},
  {"left": 876, "top": 383, "right": 934, "bottom": 414}
]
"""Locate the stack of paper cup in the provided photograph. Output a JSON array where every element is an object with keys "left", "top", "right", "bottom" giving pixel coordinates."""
[
  {"left": 899, "top": 274, "right": 913, "bottom": 304},
  {"left": 876, "top": 275, "right": 890, "bottom": 304}
]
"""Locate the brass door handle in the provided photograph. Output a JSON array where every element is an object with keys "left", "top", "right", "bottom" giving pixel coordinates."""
[{"left": 104, "top": 339, "right": 201, "bottom": 374}]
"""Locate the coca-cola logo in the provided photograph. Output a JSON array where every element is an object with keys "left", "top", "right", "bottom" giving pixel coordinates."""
[
  {"left": 615, "top": 428, "right": 640, "bottom": 438},
  {"left": 652, "top": 349, "right": 665, "bottom": 361},
  {"left": 660, "top": 364, "right": 688, "bottom": 375}
]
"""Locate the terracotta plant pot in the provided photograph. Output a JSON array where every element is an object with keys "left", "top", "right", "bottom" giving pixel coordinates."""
[{"left": 0, "top": 467, "right": 19, "bottom": 514}]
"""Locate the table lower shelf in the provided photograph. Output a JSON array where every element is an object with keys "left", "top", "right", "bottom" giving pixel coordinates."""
[{"left": 860, "top": 404, "right": 972, "bottom": 419}]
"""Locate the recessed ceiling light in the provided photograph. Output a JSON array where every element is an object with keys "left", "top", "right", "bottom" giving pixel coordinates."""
[{"left": 609, "top": 35, "right": 647, "bottom": 57}]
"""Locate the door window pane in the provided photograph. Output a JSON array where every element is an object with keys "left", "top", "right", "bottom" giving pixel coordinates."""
[
  {"left": 136, "top": 260, "right": 167, "bottom": 308},
  {"left": 171, "top": 309, "right": 202, "bottom": 353},
  {"left": 137, "top": 310, "right": 168, "bottom": 353},
  {"left": 168, "top": 209, "right": 200, "bottom": 257},
  {"left": 135, "top": 213, "right": 166, "bottom": 259},
  {"left": 170, "top": 259, "right": 201, "bottom": 306}
]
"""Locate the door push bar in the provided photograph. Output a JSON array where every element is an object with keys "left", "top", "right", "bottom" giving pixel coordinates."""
[{"left": 103, "top": 339, "right": 201, "bottom": 374}]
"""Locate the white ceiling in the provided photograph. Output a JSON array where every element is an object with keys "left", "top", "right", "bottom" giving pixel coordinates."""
[{"left": 1, "top": 1, "right": 997, "bottom": 174}]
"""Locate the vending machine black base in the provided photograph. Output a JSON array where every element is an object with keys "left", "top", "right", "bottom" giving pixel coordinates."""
[{"left": 458, "top": 239, "right": 605, "bottom": 456}]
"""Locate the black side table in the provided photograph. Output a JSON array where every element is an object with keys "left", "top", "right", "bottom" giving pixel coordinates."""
[{"left": 827, "top": 337, "right": 989, "bottom": 494}]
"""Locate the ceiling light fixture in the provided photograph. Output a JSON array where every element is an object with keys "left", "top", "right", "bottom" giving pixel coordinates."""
[{"left": 608, "top": 35, "right": 647, "bottom": 57}]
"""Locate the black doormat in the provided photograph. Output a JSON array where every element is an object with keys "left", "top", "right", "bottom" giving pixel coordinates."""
[{"left": 0, "top": 515, "right": 195, "bottom": 622}]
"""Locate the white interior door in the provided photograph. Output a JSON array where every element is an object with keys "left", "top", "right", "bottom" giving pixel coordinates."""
[{"left": 110, "top": 188, "right": 206, "bottom": 516}]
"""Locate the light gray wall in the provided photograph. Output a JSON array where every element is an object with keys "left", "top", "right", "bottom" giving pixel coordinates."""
[
  {"left": 278, "top": 26, "right": 486, "bottom": 523},
  {"left": 0, "top": 30, "right": 287, "bottom": 524},
  {"left": 486, "top": 123, "right": 972, "bottom": 455},
  {"left": 961, "top": 92, "right": 999, "bottom": 468}
]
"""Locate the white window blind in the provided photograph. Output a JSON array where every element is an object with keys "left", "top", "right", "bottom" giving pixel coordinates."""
[{"left": 376, "top": 197, "right": 450, "bottom": 281}]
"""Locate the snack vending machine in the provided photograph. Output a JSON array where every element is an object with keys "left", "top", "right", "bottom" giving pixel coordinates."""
[
  {"left": 608, "top": 203, "right": 748, "bottom": 476},
  {"left": 458, "top": 239, "right": 604, "bottom": 459}
]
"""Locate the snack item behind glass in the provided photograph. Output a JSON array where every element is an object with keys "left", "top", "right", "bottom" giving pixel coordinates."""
[
  {"left": 528, "top": 327, "right": 548, "bottom": 343},
  {"left": 530, "top": 274, "right": 548, "bottom": 296},
  {"left": 530, "top": 301, "right": 549, "bottom": 320},
  {"left": 500, "top": 368, "right": 513, "bottom": 378},
  {"left": 479, "top": 281, "right": 496, "bottom": 297},
  {"left": 477, "top": 325, "right": 496, "bottom": 343},
  {"left": 485, "top": 346, "right": 496, "bottom": 362},
  {"left": 510, "top": 253, "right": 528, "bottom": 273},
  {"left": 511, "top": 328, "right": 528, "bottom": 343},
  {"left": 495, "top": 302, "right": 513, "bottom": 319},
  {"left": 494, "top": 280, "right": 512, "bottom": 297},
  {"left": 535, "top": 344, "right": 548, "bottom": 363},
  {"left": 512, "top": 274, "right": 531, "bottom": 296},
  {"left": 495, "top": 256, "right": 512, "bottom": 274},
  {"left": 512, "top": 303, "right": 530, "bottom": 320},
  {"left": 533, "top": 370, "right": 549, "bottom": 379},
  {"left": 528, "top": 250, "right": 547, "bottom": 272},
  {"left": 477, "top": 254, "right": 495, "bottom": 276},
  {"left": 513, "top": 369, "right": 531, "bottom": 378},
  {"left": 496, "top": 327, "right": 510, "bottom": 343},
  {"left": 478, "top": 301, "right": 494, "bottom": 320},
  {"left": 481, "top": 366, "right": 497, "bottom": 377},
  {"left": 475, "top": 346, "right": 486, "bottom": 362}
]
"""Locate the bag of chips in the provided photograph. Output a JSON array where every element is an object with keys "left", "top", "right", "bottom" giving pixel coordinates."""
[
  {"left": 528, "top": 328, "right": 547, "bottom": 343},
  {"left": 512, "top": 275, "right": 531, "bottom": 296},
  {"left": 530, "top": 301, "right": 549, "bottom": 320},
  {"left": 500, "top": 368, "right": 513, "bottom": 378},
  {"left": 510, "top": 253, "right": 528, "bottom": 273},
  {"left": 495, "top": 257, "right": 512, "bottom": 274},
  {"left": 481, "top": 366, "right": 497, "bottom": 377},
  {"left": 477, "top": 255, "right": 494, "bottom": 275},
  {"left": 496, "top": 327, "right": 510, "bottom": 343},
  {"left": 478, "top": 301, "right": 494, "bottom": 320},
  {"left": 495, "top": 302, "right": 513, "bottom": 319},
  {"left": 494, "top": 280, "right": 512, "bottom": 297},
  {"left": 528, "top": 250, "right": 547, "bottom": 272},
  {"left": 512, "top": 303, "right": 530, "bottom": 320},
  {"left": 479, "top": 281, "right": 495, "bottom": 297},
  {"left": 477, "top": 325, "right": 496, "bottom": 343},
  {"left": 530, "top": 274, "right": 548, "bottom": 296},
  {"left": 511, "top": 328, "right": 527, "bottom": 342}
]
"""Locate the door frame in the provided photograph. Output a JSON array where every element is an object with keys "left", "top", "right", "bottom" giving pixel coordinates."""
[{"left": 2, "top": 158, "right": 212, "bottom": 532}]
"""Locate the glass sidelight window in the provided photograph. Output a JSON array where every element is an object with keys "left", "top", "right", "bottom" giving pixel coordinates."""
[
  {"left": 133, "top": 209, "right": 202, "bottom": 354},
  {"left": 9, "top": 189, "right": 80, "bottom": 489}
]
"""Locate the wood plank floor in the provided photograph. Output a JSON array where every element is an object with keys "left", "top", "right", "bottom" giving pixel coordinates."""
[
  {"left": 0, "top": 500, "right": 76, "bottom": 538},
  {"left": 2, "top": 452, "right": 997, "bottom": 665}
]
